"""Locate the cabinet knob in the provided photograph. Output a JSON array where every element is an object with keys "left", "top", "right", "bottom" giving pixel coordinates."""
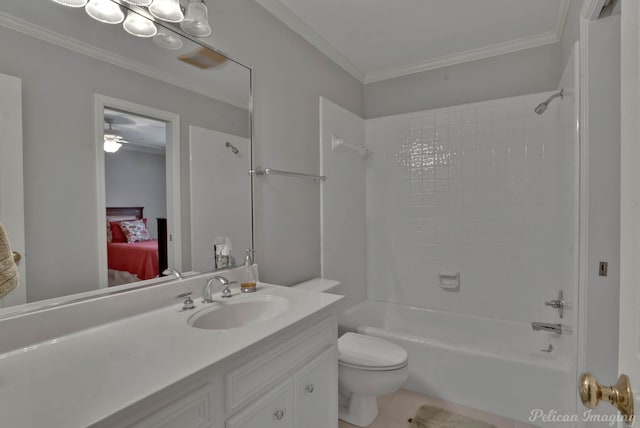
[
  {"left": 305, "top": 384, "right": 314, "bottom": 393},
  {"left": 274, "top": 410, "right": 285, "bottom": 420}
]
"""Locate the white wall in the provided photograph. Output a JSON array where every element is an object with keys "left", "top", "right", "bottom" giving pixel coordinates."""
[
  {"left": 320, "top": 97, "right": 367, "bottom": 313},
  {"left": 104, "top": 149, "right": 167, "bottom": 239},
  {"left": 363, "top": 0, "right": 584, "bottom": 119},
  {"left": 205, "top": 0, "right": 364, "bottom": 285},
  {"left": 189, "top": 126, "right": 251, "bottom": 272},
  {"left": 365, "top": 90, "right": 578, "bottom": 323}
]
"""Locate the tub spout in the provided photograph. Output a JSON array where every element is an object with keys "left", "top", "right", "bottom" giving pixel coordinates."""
[{"left": 531, "top": 322, "right": 562, "bottom": 334}]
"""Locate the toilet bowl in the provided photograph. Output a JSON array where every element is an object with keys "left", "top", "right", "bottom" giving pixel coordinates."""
[
  {"left": 338, "top": 332, "right": 408, "bottom": 427},
  {"left": 291, "top": 279, "right": 408, "bottom": 427}
]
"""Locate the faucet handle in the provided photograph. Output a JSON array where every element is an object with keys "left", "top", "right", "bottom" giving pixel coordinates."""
[
  {"left": 176, "top": 292, "right": 195, "bottom": 310},
  {"left": 221, "top": 283, "right": 235, "bottom": 298}
]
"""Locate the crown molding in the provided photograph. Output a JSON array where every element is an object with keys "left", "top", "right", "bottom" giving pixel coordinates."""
[
  {"left": 363, "top": 30, "right": 561, "bottom": 84},
  {"left": 555, "top": 0, "right": 572, "bottom": 39},
  {"left": 0, "top": 12, "right": 249, "bottom": 110},
  {"left": 365, "top": 0, "right": 570, "bottom": 84},
  {"left": 253, "top": 0, "right": 571, "bottom": 85},
  {"left": 581, "top": 0, "right": 607, "bottom": 20},
  {"left": 252, "top": 0, "right": 365, "bottom": 82}
]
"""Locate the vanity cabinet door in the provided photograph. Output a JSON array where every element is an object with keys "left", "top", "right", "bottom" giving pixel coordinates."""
[
  {"left": 294, "top": 346, "right": 338, "bottom": 428},
  {"left": 226, "top": 379, "right": 294, "bottom": 428}
]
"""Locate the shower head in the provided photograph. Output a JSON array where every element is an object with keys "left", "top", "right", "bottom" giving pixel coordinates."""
[
  {"left": 534, "top": 103, "right": 548, "bottom": 115},
  {"left": 534, "top": 90, "right": 564, "bottom": 115}
]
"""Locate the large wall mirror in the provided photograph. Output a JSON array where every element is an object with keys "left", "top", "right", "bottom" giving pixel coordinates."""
[{"left": 0, "top": 0, "right": 252, "bottom": 311}]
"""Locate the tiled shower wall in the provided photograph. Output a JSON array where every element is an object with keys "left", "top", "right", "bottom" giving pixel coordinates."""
[{"left": 365, "top": 91, "right": 578, "bottom": 323}]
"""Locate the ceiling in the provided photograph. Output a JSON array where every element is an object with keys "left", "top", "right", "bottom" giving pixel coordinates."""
[
  {"left": 254, "top": 0, "right": 571, "bottom": 83},
  {"left": 105, "top": 108, "right": 166, "bottom": 154}
]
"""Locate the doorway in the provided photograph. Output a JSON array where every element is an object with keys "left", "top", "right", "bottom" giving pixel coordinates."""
[{"left": 94, "top": 95, "right": 181, "bottom": 288}]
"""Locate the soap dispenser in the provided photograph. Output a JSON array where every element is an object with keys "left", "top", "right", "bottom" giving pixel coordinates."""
[{"left": 241, "top": 248, "right": 257, "bottom": 293}]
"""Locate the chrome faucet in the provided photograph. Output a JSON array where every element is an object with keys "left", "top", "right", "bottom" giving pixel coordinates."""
[
  {"left": 163, "top": 268, "right": 184, "bottom": 280},
  {"left": 531, "top": 322, "right": 562, "bottom": 334},
  {"left": 202, "top": 275, "right": 235, "bottom": 303}
]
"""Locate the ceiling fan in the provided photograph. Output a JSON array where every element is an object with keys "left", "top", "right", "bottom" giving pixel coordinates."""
[{"left": 103, "top": 118, "right": 128, "bottom": 153}]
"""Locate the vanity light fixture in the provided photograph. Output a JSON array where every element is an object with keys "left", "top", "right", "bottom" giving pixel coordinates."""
[
  {"left": 123, "top": 9, "right": 157, "bottom": 37},
  {"left": 85, "top": 0, "right": 125, "bottom": 24},
  {"left": 148, "top": 0, "right": 184, "bottom": 23},
  {"left": 52, "top": 0, "right": 89, "bottom": 7},
  {"left": 122, "top": 0, "right": 153, "bottom": 6},
  {"left": 52, "top": 0, "right": 212, "bottom": 47},
  {"left": 153, "top": 28, "right": 184, "bottom": 49},
  {"left": 180, "top": 0, "right": 211, "bottom": 37}
]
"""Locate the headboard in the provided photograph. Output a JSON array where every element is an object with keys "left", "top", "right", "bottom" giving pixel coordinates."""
[{"left": 106, "top": 206, "right": 144, "bottom": 221}]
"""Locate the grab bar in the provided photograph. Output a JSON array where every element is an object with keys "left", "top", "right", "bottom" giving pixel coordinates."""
[
  {"left": 249, "top": 167, "right": 326, "bottom": 183},
  {"left": 331, "top": 134, "right": 369, "bottom": 157}
]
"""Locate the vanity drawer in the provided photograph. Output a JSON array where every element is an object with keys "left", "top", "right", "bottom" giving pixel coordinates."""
[
  {"left": 225, "top": 315, "right": 335, "bottom": 413},
  {"left": 129, "top": 384, "right": 213, "bottom": 428},
  {"left": 225, "top": 379, "right": 294, "bottom": 428}
]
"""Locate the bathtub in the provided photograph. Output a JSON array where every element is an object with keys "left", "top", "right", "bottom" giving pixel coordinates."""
[{"left": 339, "top": 300, "right": 577, "bottom": 425}]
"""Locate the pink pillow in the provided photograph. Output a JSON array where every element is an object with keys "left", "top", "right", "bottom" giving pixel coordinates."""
[
  {"left": 110, "top": 218, "right": 147, "bottom": 243},
  {"left": 119, "top": 219, "right": 151, "bottom": 243},
  {"left": 110, "top": 221, "right": 130, "bottom": 243}
]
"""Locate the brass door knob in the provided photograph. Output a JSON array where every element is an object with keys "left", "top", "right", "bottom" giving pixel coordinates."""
[
  {"left": 579, "top": 372, "right": 634, "bottom": 424},
  {"left": 12, "top": 251, "right": 21, "bottom": 265}
]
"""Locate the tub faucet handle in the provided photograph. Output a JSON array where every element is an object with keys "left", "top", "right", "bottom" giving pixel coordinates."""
[{"left": 544, "top": 290, "right": 565, "bottom": 319}]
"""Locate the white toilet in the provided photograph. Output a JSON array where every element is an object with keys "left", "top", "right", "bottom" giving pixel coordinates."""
[
  {"left": 338, "top": 332, "right": 408, "bottom": 426},
  {"left": 293, "top": 278, "right": 409, "bottom": 427}
]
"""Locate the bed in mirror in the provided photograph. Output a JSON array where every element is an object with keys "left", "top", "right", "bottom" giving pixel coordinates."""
[{"left": 0, "top": 0, "right": 252, "bottom": 312}]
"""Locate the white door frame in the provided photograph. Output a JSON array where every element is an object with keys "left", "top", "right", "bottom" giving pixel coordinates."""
[
  {"left": 575, "top": 0, "right": 601, "bottom": 385},
  {"left": 94, "top": 94, "right": 182, "bottom": 288},
  {"left": 0, "top": 73, "right": 26, "bottom": 307},
  {"left": 618, "top": 0, "right": 640, "bottom": 421}
]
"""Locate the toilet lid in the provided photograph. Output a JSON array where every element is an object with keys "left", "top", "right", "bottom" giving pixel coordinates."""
[{"left": 338, "top": 333, "right": 408, "bottom": 370}]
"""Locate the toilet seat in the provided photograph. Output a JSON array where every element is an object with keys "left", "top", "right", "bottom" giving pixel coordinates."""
[{"left": 338, "top": 333, "right": 408, "bottom": 371}]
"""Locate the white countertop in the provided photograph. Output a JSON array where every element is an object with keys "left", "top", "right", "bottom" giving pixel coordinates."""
[{"left": 0, "top": 283, "right": 341, "bottom": 428}]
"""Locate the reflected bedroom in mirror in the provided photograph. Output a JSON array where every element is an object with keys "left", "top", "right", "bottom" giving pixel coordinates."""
[{"left": 0, "top": 0, "right": 252, "bottom": 311}]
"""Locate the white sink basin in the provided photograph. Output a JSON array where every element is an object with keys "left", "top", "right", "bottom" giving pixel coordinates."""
[{"left": 187, "top": 295, "right": 290, "bottom": 330}]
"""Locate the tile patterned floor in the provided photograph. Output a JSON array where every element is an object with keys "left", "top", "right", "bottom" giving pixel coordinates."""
[{"left": 338, "top": 389, "right": 540, "bottom": 428}]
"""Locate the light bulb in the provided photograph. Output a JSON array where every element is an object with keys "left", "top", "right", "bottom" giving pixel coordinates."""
[
  {"left": 123, "top": 10, "right": 157, "bottom": 37},
  {"left": 180, "top": 0, "right": 211, "bottom": 37},
  {"left": 152, "top": 28, "right": 184, "bottom": 50},
  {"left": 85, "top": 0, "right": 125, "bottom": 24},
  {"left": 103, "top": 139, "right": 123, "bottom": 153},
  {"left": 51, "top": 0, "right": 89, "bottom": 7},
  {"left": 148, "top": 0, "right": 184, "bottom": 23}
]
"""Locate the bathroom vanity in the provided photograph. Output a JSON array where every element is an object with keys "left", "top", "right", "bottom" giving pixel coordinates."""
[{"left": 0, "top": 273, "right": 342, "bottom": 428}]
